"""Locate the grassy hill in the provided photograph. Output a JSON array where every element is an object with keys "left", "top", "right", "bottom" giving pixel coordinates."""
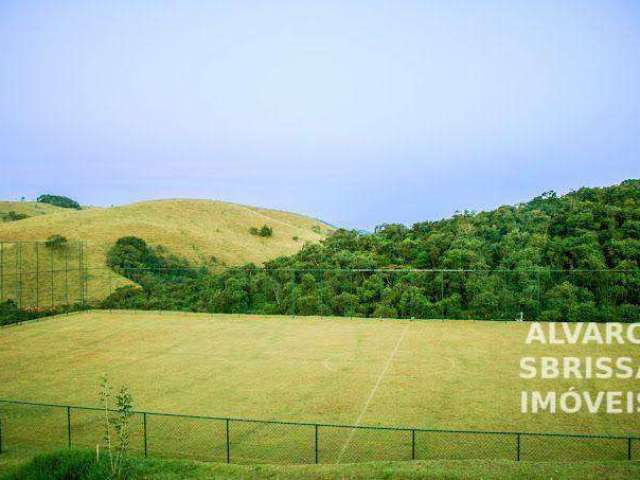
[
  {"left": 0, "top": 201, "right": 67, "bottom": 220},
  {"left": 0, "top": 199, "right": 332, "bottom": 307}
]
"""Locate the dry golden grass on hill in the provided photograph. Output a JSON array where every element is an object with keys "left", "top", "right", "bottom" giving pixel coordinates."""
[
  {"left": 0, "top": 199, "right": 332, "bottom": 305},
  {"left": 0, "top": 201, "right": 66, "bottom": 219}
]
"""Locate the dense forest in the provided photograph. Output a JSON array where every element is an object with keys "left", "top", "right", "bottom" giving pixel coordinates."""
[{"left": 102, "top": 179, "right": 640, "bottom": 322}]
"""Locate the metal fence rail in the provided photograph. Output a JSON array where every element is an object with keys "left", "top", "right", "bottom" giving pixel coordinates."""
[{"left": 0, "top": 399, "right": 637, "bottom": 464}]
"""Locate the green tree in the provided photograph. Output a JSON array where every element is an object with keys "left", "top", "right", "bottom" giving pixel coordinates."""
[{"left": 37, "top": 194, "right": 81, "bottom": 209}]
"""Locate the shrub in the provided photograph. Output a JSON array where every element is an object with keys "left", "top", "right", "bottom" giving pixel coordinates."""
[
  {"left": 0, "top": 301, "right": 89, "bottom": 326},
  {"left": 0, "top": 450, "right": 110, "bottom": 480},
  {"left": 37, "top": 194, "right": 81, "bottom": 210},
  {"left": 45, "top": 234, "right": 68, "bottom": 250},
  {"left": 101, "top": 286, "right": 146, "bottom": 309},
  {"left": 259, "top": 225, "right": 273, "bottom": 237},
  {"left": 2, "top": 211, "right": 29, "bottom": 222},
  {"left": 0, "top": 300, "right": 24, "bottom": 326},
  {"left": 372, "top": 303, "right": 398, "bottom": 318},
  {"left": 249, "top": 225, "right": 273, "bottom": 237}
]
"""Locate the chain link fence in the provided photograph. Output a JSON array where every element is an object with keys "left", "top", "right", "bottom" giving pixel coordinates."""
[{"left": 0, "top": 400, "right": 637, "bottom": 464}]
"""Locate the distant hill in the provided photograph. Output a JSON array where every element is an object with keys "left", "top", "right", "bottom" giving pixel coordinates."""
[
  {"left": 0, "top": 201, "right": 67, "bottom": 220},
  {"left": 0, "top": 199, "right": 332, "bottom": 306}
]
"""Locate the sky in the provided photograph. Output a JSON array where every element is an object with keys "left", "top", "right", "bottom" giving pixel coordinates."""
[{"left": 1, "top": 1, "right": 639, "bottom": 230}]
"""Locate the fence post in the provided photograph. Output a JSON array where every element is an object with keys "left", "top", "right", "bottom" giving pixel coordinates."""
[
  {"left": 67, "top": 406, "right": 72, "bottom": 448},
  {"left": 628, "top": 438, "right": 632, "bottom": 461},
  {"left": 291, "top": 272, "right": 296, "bottom": 317},
  {"left": 314, "top": 424, "right": 319, "bottom": 464},
  {"left": 318, "top": 272, "right": 323, "bottom": 320},
  {"left": 225, "top": 419, "right": 230, "bottom": 463},
  {"left": 516, "top": 433, "right": 521, "bottom": 461},
  {"left": 0, "top": 414, "right": 3, "bottom": 455},
  {"left": 349, "top": 269, "right": 353, "bottom": 320},
  {"left": 36, "top": 242, "right": 39, "bottom": 310},
  {"left": 440, "top": 270, "right": 445, "bottom": 320},
  {"left": 109, "top": 268, "right": 112, "bottom": 300},
  {"left": 84, "top": 241, "right": 89, "bottom": 305},
  {"left": 0, "top": 241, "right": 3, "bottom": 303},
  {"left": 15, "top": 242, "right": 20, "bottom": 309},
  {"left": 78, "top": 242, "right": 83, "bottom": 305},
  {"left": 411, "top": 429, "right": 416, "bottom": 460},
  {"left": 50, "top": 247, "right": 54, "bottom": 308},
  {"left": 64, "top": 249, "right": 69, "bottom": 306},
  {"left": 536, "top": 269, "right": 541, "bottom": 320},
  {"left": 143, "top": 412, "right": 148, "bottom": 457}
]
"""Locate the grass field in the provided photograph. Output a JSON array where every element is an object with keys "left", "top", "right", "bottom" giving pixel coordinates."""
[
  {"left": 0, "top": 202, "right": 67, "bottom": 220},
  {"left": 1, "top": 311, "right": 639, "bottom": 467},
  {"left": 3, "top": 450, "right": 640, "bottom": 480},
  {"left": 0, "top": 199, "right": 331, "bottom": 307}
]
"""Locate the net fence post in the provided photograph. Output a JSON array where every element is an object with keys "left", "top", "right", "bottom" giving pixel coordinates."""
[
  {"left": 16, "top": 242, "right": 21, "bottom": 309},
  {"left": 319, "top": 271, "right": 323, "bottom": 320},
  {"left": 35, "top": 242, "right": 39, "bottom": 310},
  {"left": 67, "top": 406, "right": 72, "bottom": 448},
  {"left": 291, "top": 272, "right": 296, "bottom": 317},
  {"left": 50, "top": 245, "right": 54, "bottom": 309},
  {"left": 84, "top": 241, "right": 89, "bottom": 305},
  {"left": 0, "top": 241, "right": 3, "bottom": 303},
  {"left": 440, "top": 270, "right": 445, "bottom": 320},
  {"left": 108, "top": 268, "right": 112, "bottom": 312},
  {"left": 247, "top": 268, "right": 252, "bottom": 313},
  {"left": 411, "top": 429, "right": 416, "bottom": 460},
  {"left": 628, "top": 438, "right": 632, "bottom": 461},
  {"left": 314, "top": 424, "right": 319, "bottom": 464},
  {"left": 0, "top": 412, "right": 3, "bottom": 455},
  {"left": 516, "top": 433, "right": 521, "bottom": 461},
  {"left": 14, "top": 243, "right": 17, "bottom": 308},
  {"left": 0, "top": 242, "right": 4, "bottom": 303},
  {"left": 78, "top": 242, "right": 83, "bottom": 305},
  {"left": 143, "top": 412, "right": 148, "bottom": 457},
  {"left": 225, "top": 419, "right": 230, "bottom": 463},
  {"left": 349, "top": 269, "right": 353, "bottom": 320},
  {"left": 64, "top": 248, "right": 69, "bottom": 307},
  {"left": 536, "top": 269, "right": 541, "bottom": 320}
]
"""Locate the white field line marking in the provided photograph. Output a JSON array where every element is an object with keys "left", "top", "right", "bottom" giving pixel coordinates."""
[{"left": 336, "top": 323, "right": 410, "bottom": 463}]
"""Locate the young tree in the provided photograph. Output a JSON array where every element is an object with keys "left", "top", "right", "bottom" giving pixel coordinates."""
[
  {"left": 100, "top": 375, "right": 133, "bottom": 480},
  {"left": 45, "top": 234, "right": 68, "bottom": 250}
]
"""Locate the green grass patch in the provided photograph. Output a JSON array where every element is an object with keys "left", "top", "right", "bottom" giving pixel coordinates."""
[
  {"left": 2, "top": 450, "right": 640, "bottom": 480},
  {"left": 0, "top": 311, "right": 638, "bottom": 466}
]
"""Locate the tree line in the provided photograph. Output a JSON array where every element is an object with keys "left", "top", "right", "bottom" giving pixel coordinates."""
[{"left": 101, "top": 179, "right": 640, "bottom": 322}]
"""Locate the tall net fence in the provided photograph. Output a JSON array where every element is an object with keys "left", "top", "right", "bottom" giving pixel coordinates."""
[
  {"left": 0, "top": 400, "right": 637, "bottom": 464},
  {"left": 1, "top": 241, "right": 639, "bottom": 322},
  {"left": 0, "top": 241, "right": 88, "bottom": 310}
]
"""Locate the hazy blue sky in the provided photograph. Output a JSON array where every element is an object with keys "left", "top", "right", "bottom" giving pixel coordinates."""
[{"left": 1, "top": 1, "right": 639, "bottom": 229}]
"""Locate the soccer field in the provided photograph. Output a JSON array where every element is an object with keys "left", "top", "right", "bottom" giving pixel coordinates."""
[{"left": 0, "top": 311, "right": 639, "bottom": 464}]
